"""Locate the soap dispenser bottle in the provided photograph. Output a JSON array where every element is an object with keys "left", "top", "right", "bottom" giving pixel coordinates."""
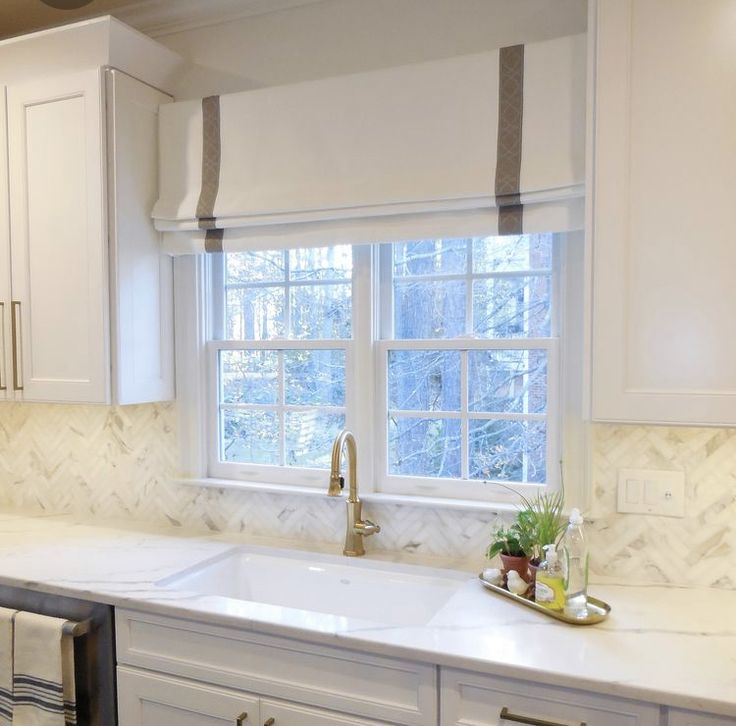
[
  {"left": 561, "top": 507, "right": 589, "bottom": 619},
  {"left": 534, "top": 544, "right": 565, "bottom": 610}
]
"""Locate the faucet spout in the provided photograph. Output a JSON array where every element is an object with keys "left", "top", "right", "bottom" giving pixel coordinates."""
[{"left": 327, "top": 430, "right": 380, "bottom": 556}]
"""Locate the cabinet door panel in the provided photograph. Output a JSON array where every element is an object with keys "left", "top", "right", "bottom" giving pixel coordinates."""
[
  {"left": 441, "top": 669, "right": 659, "bottom": 726},
  {"left": 7, "top": 70, "right": 109, "bottom": 403},
  {"left": 260, "top": 699, "right": 388, "bottom": 726},
  {"left": 668, "top": 709, "right": 736, "bottom": 726},
  {"left": 118, "top": 667, "right": 259, "bottom": 726},
  {"left": 591, "top": 0, "right": 736, "bottom": 424}
]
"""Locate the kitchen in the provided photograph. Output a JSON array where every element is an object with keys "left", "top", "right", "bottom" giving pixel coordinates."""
[{"left": 0, "top": 0, "right": 734, "bottom": 724}]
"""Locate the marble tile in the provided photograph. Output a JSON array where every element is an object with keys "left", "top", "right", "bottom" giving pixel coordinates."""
[{"left": 0, "top": 402, "right": 733, "bottom": 589}]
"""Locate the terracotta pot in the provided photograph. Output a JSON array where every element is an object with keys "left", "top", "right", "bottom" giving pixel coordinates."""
[{"left": 500, "top": 553, "right": 530, "bottom": 583}]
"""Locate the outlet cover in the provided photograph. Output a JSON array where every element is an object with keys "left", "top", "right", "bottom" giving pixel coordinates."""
[{"left": 617, "top": 468, "right": 686, "bottom": 518}]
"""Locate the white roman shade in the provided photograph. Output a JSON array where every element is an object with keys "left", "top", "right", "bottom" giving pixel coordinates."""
[{"left": 154, "top": 33, "right": 586, "bottom": 254}]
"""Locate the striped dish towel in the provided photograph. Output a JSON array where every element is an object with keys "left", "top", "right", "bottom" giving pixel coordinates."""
[
  {"left": 13, "top": 612, "right": 77, "bottom": 726},
  {"left": 0, "top": 608, "right": 16, "bottom": 725}
]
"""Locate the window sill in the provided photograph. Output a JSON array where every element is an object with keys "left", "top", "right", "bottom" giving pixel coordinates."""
[{"left": 175, "top": 477, "right": 520, "bottom": 515}]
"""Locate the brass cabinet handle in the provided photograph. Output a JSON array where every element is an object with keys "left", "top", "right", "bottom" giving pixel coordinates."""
[
  {"left": 500, "top": 707, "right": 586, "bottom": 726},
  {"left": 235, "top": 713, "right": 248, "bottom": 725},
  {"left": 0, "top": 302, "right": 6, "bottom": 391},
  {"left": 264, "top": 719, "right": 275, "bottom": 726},
  {"left": 10, "top": 301, "right": 22, "bottom": 391}
]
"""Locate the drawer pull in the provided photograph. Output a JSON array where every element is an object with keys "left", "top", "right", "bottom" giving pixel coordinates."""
[
  {"left": 264, "top": 719, "right": 275, "bottom": 726},
  {"left": 10, "top": 301, "right": 22, "bottom": 391},
  {"left": 500, "top": 706, "right": 586, "bottom": 726},
  {"left": 236, "top": 713, "right": 248, "bottom": 725}
]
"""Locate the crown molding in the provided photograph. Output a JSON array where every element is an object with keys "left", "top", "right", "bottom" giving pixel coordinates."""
[{"left": 114, "top": 0, "right": 325, "bottom": 38}]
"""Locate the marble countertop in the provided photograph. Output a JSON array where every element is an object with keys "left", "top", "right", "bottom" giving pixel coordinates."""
[{"left": 0, "top": 511, "right": 734, "bottom": 718}]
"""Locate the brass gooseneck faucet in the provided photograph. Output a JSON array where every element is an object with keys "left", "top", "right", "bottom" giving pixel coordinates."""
[{"left": 327, "top": 430, "right": 380, "bottom": 556}]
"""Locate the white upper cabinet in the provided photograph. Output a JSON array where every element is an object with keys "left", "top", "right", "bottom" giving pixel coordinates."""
[
  {"left": 7, "top": 70, "right": 108, "bottom": 403},
  {"left": 591, "top": 0, "right": 736, "bottom": 425},
  {"left": 0, "top": 18, "right": 181, "bottom": 404}
]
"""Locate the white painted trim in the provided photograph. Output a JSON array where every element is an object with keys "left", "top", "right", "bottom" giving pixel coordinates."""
[{"left": 115, "top": 0, "right": 327, "bottom": 39}]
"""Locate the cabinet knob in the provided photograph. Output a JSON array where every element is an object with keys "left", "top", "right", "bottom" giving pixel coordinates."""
[
  {"left": 500, "top": 706, "right": 586, "bottom": 726},
  {"left": 235, "top": 712, "right": 248, "bottom": 725},
  {"left": 264, "top": 718, "right": 275, "bottom": 726}
]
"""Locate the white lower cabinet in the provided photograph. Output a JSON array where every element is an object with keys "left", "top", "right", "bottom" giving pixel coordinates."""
[
  {"left": 667, "top": 710, "right": 736, "bottom": 726},
  {"left": 441, "top": 669, "right": 660, "bottom": 726},
  {"left": 117, "top": 667, "right": 391, "bottom": 726},
  {"left": 115, "top": 609, "right": 436, "bottom": 725},
  {"left": 118, "top": 667, "right": 259, "bottom": 726}
]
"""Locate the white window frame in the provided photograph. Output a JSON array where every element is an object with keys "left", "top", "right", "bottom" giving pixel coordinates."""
[
  {"left": 204, "top": 245, "right": 374, "bottom": 489},
  {"left": 174, "top": 232, "right": 584, "bottom": 508}
]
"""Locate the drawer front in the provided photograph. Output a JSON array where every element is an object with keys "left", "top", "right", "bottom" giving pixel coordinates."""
[
  {"left": 116, "top": 609, "right": 435, "bottom": 726},
  {"left": 668, "top": 709, "right": 736, "bottom": 726},
  {"left": 441, "top": 668, "right": 660, "bottom": 726},
  {"left": 118, "top": 667, "right": 259, "bottom": 726},
  {"left": 260, "top": 698, "right": 392, "bottom": 726}
]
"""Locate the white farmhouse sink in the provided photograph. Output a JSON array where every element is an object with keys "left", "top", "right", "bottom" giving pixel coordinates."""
[{"left": 158, "top": 545, "right": 469, "bottom": 626}]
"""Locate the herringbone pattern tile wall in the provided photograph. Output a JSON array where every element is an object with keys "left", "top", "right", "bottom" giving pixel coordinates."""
[{"left": 0, "top": 402, "right": 733, "bottom": 588}]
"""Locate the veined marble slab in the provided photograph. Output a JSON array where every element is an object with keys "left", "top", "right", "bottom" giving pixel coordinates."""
[{"left": 0, "top": 513, "right": 733, "bottom": 718}]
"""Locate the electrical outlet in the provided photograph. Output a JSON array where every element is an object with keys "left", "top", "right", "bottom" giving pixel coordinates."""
[{"left": 616, "top": 468, "right": 686, "bottom": 517}]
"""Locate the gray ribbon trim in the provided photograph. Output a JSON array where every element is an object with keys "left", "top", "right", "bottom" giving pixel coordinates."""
[
  {"left": 495, "top": 44, "right": 524, "bottom": 235},
  {"left": 196, "top": 95, "right": 223, "bottom": 252}
]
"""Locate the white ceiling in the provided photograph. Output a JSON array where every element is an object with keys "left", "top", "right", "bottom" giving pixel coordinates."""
[{"left": 0, "top": 0, "right": 326, "bottom": 40}]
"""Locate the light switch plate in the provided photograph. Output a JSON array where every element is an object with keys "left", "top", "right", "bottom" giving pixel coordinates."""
[{"left": 616, "top": 468, "right": 686, "bottom": 517}]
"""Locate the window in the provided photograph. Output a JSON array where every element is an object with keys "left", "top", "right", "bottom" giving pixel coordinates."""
[{"left": 203, "top": 234, "right": 567, "bottom": 501}]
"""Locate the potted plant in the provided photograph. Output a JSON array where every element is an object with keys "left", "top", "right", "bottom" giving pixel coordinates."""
[
  {"left": 486, "top": 484, "right": 566, "bottom": 585},
  {"left": 486, "top": 515, "right": 535, "bottom": 581}
]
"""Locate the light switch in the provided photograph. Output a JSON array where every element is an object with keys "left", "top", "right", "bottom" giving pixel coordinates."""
[
  {"left": 625, "top": 478, "right": 642, "bottom": 504},
  {"left": 617, "top": 469, "right": 686, "bottom": 517}
]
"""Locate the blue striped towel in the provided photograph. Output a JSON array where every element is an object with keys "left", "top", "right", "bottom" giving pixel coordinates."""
[
  {"left": 0, "top": 608, "right": 15, "bottom": 725},
  {"left": 13, "top": 612, "right": 77, "bottom": 726}
]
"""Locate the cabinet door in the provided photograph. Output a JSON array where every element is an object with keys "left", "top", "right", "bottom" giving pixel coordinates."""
[
  {"left": 668, "top": 709, "right": 736, "bottom": 726},
  {"left": 118, "top": 667, "right": 259, "bottom": 726},
  {"left": 441, "top": 669, "right": 660, "bottom": 726},
  {"left": 106, "top": 69, "right": 174, "bottom": 405},
  {"left": 591, "top": 0, "right": 736, "bottom": 424},
  {"left": 7, "top": 69, "right": 109, "bottom": 403},
  {"left": 259, "top": 698, "right": 389, "bottom": 726},
  {"left": 0, "top": 85, "right": 11, "bottom": 400}
]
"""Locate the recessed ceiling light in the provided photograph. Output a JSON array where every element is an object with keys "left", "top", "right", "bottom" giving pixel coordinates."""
[{"left": 40, "top": 0, "right": 94, "bottom": 8}]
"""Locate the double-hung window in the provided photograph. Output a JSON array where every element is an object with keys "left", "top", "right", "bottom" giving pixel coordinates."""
[{"left": 205, "top": 234, "right": 564, "bottom": 501}]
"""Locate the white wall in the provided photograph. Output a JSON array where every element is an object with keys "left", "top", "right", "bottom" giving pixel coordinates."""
[{"left": 156, "top": 0, "right": 587, "bottom": 97}]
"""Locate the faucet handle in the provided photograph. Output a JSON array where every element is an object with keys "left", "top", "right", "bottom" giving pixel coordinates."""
[{"left": 354, "top": 519, "right": 381, "bottom": 537}]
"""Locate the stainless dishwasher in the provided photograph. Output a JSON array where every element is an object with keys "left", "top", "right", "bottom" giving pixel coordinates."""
[{"left": 0, "top": 583, "right": 117, "bottom": 726}]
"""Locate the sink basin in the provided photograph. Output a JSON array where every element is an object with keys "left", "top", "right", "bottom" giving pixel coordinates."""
[{"left": 158, "top": 545, "right": 469, "bottom": 627}]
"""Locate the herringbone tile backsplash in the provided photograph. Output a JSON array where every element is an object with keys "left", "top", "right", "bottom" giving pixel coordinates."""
[{"left": 0, "top": 402, "right": 733, "bottom": 588}]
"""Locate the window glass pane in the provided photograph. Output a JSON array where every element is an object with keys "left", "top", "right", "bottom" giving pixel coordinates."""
[
  {"left": 472, "top": 234, "right": 553, "bottom": 273},
  {"left": 393, "top": 239, "right": 467, "bottom": 277},
  {"left": 285, "top": 412, "right": 345, "bottom": 467},
  {"left": 284, "top": 350, "right": 346, "bottom": 406},
  {"left": 468, "top": 419, "right": 546, "bottom": 483},
  {"left": 468, "top": 349, "right": 547, "bottom": 414},
  {"left": 220, "top": 350, "right": 278, "bottom": 404},
  {"left": 389, "top": 417, "right": 461, "bottom": 478},
  {"left": 388, "top": 350, "right": 461, "bottom": 411},
  {"left": 393, "top": 280, "right": 465, "bottom": 339},
  {"left": 222, "top": 410, "right": 279, "bottom": 465},
  {"left": 226, "top": 250, "right": 285, "bottom": 284},
  {"left": 472, "top": 275, "right": 551, "bottom": 338},
  {"left": 226, "top": 286, "right": 285, "bottom": 340},
  {"left": 290, "top": 284, "right": 351, "bottom": 339},
  {"left": 289, "top": 246, "right": 352, "bottom": 281}
]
